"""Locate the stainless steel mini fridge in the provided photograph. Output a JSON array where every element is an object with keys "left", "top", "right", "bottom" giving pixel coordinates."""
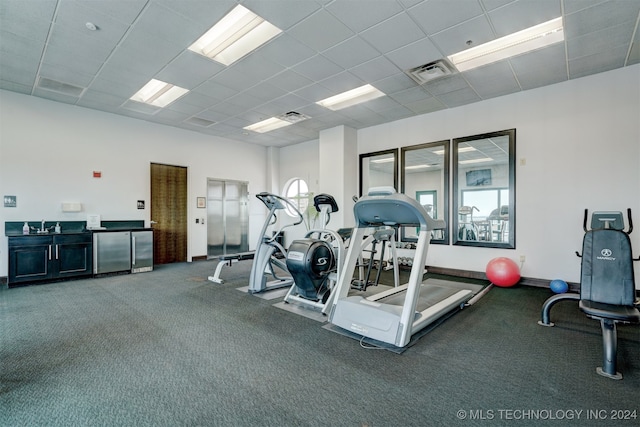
[
  {"left": 131, "top": 230, "right": 153, "bottom": 273},
  {"left": 93, "top": 231, "right": 131, "bottom": 274}
]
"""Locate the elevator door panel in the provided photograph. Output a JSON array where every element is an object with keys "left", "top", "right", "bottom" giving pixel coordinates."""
[{"left": 207, "top": 179, "right": 249, "bottom": 258}]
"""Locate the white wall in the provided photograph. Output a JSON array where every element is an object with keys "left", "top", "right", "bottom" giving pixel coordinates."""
[
  {"left": 272, "top": 66, "right": 640, "bottom": 285},
  {"left": 356, "top": 65, "right": 640, "bottom": 284},
  {"left": 0, "top": 90, "right": 268, "bottom": 277}
]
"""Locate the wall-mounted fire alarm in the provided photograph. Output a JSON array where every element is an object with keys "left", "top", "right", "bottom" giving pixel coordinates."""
[{"left": 93, "top": 171, "right": 102, "bottom": 178}]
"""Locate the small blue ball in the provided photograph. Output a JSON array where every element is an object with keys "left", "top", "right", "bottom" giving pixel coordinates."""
[{"left": 550, "top": 279, "right": 569, "bottom": 294}]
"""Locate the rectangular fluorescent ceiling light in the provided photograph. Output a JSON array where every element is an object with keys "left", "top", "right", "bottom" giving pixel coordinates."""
[
  {"left": 188, "top": 5, "right": 281, "bottom": 66},
  {"left": 244, "top": 117, "right": 293, "bottom": 133},
  {"left": 316, "top": 84, "right": 385, "bottom": 110},
  {"left": 448, "top": 17, "right": 564, "bottom": 72},
  {"left": 460, "top": 158, "right": 493, "bottom": 165},
  {"left": 130, "top": 79, "right": 188, "bottom": 107},
  {"left": 371, "top": 157, "right": 394, "bottom": 164},
  {"left": 405, "top": 164, "right": 430, "bottom": 170},
  {"left": 433, "top": 146, "right": 476, "bottom": 155}
]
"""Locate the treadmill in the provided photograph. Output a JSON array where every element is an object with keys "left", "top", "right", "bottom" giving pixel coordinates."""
[{"left": 328, "top": 187, "right": 476, "bottom": 348}]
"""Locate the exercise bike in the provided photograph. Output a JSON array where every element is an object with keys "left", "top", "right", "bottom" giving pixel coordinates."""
[
  {"left": 247, "top": 192, "right": 304, "bottom": 294},
  {"left": 284, "top": 194, "right": 347, "bottom": 314}
]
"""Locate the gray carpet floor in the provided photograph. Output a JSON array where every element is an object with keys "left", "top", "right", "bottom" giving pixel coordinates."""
[{"left": 1, "top": 260, "right": 638, "bottom": 426}]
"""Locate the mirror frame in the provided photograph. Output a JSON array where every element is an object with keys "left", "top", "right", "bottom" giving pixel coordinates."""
[
  {"left": 452, "top": 129, "right": 516, "bottom": 249},
  {"left": 359, "top": 148, "right": 398, "bottom": 197},
  {"left": 400, "top": 140, "right": 450, "bottom": 245}
]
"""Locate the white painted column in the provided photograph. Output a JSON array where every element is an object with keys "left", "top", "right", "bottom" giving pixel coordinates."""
[{"left": 318, "top": 126, "right": 358, "bottom": 228}]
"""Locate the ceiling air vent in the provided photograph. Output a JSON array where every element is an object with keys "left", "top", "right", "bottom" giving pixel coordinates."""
[
  {"left": 278, "top": 111, "right": 310, "bottom": 123},
  {"left": 185, "top": 117, "right": 216, "bottom": 127},
  {"left": 406, "top": 60, "right": 455, "bottom": 85},
  {"left": 37, "top": 77, "right": 85, "bottom": 97}
]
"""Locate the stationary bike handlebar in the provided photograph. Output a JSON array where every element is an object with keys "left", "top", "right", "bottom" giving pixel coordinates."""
[{"left": 255, "top": 192, "right": 305, "bottom": 230}]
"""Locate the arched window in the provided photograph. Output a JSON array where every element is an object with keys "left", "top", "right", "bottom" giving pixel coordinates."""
[{"left": 283, "top": 178, "right": 310, "bottom": 217}]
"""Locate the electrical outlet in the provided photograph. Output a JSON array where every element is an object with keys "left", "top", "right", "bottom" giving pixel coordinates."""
[{"left": 519, "top": 255, "right": 526, "bottom": 262}]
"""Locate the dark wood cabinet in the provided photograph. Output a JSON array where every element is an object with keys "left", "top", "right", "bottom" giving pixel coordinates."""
[{"left": 8, "top": 233, "right": 93, "bottom": 285}]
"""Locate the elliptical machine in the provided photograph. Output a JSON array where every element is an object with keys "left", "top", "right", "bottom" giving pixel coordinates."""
[
  {"left": 248, "top": 192, "right": 304, "bottom": 294},
  {"left": 284, "top": 194, "right": 346, "bottom": 314}
]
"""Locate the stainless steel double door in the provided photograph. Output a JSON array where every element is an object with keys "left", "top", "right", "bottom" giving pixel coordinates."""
[{"left": 207, "top": 179, "right": 249, "bottom": 258}]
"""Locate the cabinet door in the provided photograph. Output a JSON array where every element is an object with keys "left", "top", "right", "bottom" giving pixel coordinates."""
[
  {"left": 9, "top": 242, "right": 52, "bottom": 284},
  {"left": 55, "top": 235, "right": 93, "bottom": 278}
]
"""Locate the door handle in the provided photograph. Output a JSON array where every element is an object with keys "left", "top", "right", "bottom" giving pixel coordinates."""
[{"left": 150, "top": 220, "right": 158, "bottom": 225}]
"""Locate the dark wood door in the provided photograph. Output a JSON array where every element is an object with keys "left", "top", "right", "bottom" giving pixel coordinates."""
[{"left": 150, "top": 163, "right": 187, "bottom": 264}]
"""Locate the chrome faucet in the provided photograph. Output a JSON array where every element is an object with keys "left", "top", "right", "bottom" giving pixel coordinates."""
[{"left": 41, "top": 219, "right": 45, "bottom": 232}]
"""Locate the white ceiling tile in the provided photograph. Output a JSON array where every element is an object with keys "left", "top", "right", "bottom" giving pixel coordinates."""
[
  {"left": 55, "top": 0, "right": 131, "bottom": 43},
  {"left": 257, "top": 34, "right": 317, "bottom": 68},
  {"left": 350, "top": 56, "right": 401, "bottom": 82},
  {"left": 430, "top": 14, "right": 494, "bottom": 56},
  {"left": 480, "top": 0, "right": 514, "bottom": 12},
  {"left": 464, "top": 61, "right": 521, "bottom": 99},
  {"left": 389, "top": 87, "right": 432, "bottom": 104},
  {"left": 488, "top": 0, "right": 562, "bottom": 37},
  {"left": 323, "top": 36, "right": 381, "bottom": 69},
  {"left": 244, "top": 81, "right": 288, "bottom": 103},
  {"left": 326, "top": 0, "right": 403, "bottom": 33},
  {"left": 564, "top": 1, "right": 640, "bottom": 39},
  {"left": 385, "top": 38, "right": 443, "bottom": 70},
  {"left": 292, "top": 55, "right": 344, "bottom": 82},
  {"left": 509, "top": 43, "right": 567, "bottom": 90},
  {"left": 288, "top": 9, "right": 354, "bottom": 52},
  {"left": 78, "top": 0, "right": 148, "bottom": 25},
  {"left": 408, "top": 0, "right": 484, "bottom": 35},
  {"left": 437, "top": 87, "right": 482, "bottom": 108},
  {"left": 156, "top": 51, "right": 224, "bottom": 89},
  {"left": 423, "top": 74, "right": 471, "bottom": 96},
  {"left": 293, "top": 84, "right": 336, "bottom": 103},
  {"left": 567, "top": 21, "right": 636, "bottom": 60},
  {"left": 156, "top": 0, "right": 235, "bottom": 27},
  {"left": 265, "top": 69, "right": 314, "bottom": 92},
  {"left": 318, "top": 71, "right": 365, "bottom": 93},
  {"left": 244, "top": 0, "right": 321, "bottom": 30},
  {"left": 360, "top": 12, "right": 426, "bottom": 54},
  {"left": 373, "top": 72, "right": 418, "bottom": 95},
  {"left": 568, "top": 45, "right": 629, "bottom": 78},
  {"left": 405, "top": 96, "right": 447, "bottom": 114},
  {"left": 192, "top": 80, "right": 237, "bottom": 101}
]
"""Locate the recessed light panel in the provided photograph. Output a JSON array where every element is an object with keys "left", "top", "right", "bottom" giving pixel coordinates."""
[
  {"left": 448, "top": 17, "right": 564, "bottom": 72},
  {"left": 316, "top": 84, "right": 385, "bottom": 110},
  {"left": 130, "top": 79, "right": 189, "bottom": 108},
  {"left": 188, "top": 5, "right": 281, "bottom": 66}
]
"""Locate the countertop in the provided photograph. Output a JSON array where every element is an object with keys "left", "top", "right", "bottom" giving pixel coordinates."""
[{"left": 5, "top": 220, "right": 150, "bottom": 237}]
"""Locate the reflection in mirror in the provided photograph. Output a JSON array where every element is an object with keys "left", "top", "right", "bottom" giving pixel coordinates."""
[
  {"left": 453, "top": 129, "right": 515, "bottom": 248},
  {"left": 401, "top": 140, "right": 449, "bottom": 245},
  {"left": 359, "top": 149, "right": 398, "bottom": 196}
]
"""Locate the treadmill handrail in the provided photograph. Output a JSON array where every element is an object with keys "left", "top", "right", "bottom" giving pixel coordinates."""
[{"left": 353, "top": 189, "right": 445, "bottom": 230}]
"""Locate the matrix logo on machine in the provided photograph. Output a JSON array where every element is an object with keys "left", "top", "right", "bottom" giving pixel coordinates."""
[
  {"left": 316, "top": 257, "right": 328, "bottom": 266},
  {"left": 597, "top": 248, "right": 615, "bottom": 261}
]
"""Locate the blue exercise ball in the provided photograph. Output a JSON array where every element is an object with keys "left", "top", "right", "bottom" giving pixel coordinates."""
[{"left": 550, "top": 279, "right": 569, "bottom": 294}]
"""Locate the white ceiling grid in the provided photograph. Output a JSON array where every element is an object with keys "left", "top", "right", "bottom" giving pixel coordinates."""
[{"left": 0, "top": 0, "right": 638, "bottom": 147}]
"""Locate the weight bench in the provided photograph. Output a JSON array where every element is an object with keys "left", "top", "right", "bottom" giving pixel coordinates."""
[
  {"left": 208, "top": 251, "right": 255, "bottom": 284},
  {"left": 538, "top": 209, "right": 639, "bottom": 379}
]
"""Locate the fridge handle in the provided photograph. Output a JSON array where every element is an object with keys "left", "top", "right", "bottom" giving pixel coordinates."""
[{"left": 132, "top": 236, "right": 136, "bottom": 265}]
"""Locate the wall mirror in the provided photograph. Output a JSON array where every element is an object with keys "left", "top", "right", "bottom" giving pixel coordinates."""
[
  {"left": 359, "top": 149, "right": 398, "bottom": 197},
  {"left": 452, "top": 129, "right": 515, "bottom": 248},
  {"left": 400, "top": 140, "right": 449, "bottom": 245}
]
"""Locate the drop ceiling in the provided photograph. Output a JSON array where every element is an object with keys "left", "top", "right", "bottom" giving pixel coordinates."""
[{"left": 1, "top": 0, "right": 638, "bottom": 147}]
